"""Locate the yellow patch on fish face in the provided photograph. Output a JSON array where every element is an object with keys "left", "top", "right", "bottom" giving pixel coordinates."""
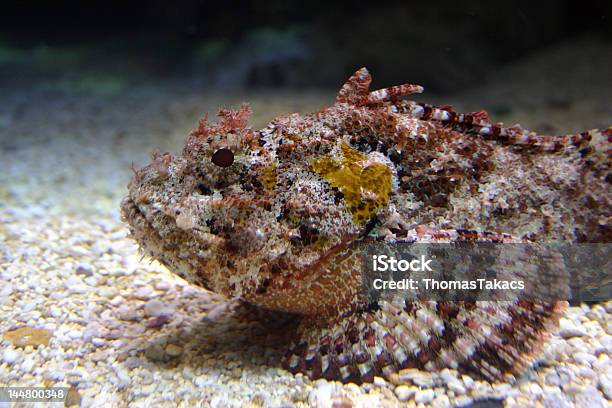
[
  {"left": 312, "top": 142, "right": 392, "bottom": 224},
  {"left": 261, "top": 162, "right": 277, "bottom": 191}
]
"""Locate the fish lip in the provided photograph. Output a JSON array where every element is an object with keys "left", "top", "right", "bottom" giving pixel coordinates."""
[{"left": 121, "top": 195, "right": 221, "bottom": 291}]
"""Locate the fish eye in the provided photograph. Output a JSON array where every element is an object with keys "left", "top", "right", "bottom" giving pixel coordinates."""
[{"left": 212, "top": 148, "right": 234, "bottom": 168}]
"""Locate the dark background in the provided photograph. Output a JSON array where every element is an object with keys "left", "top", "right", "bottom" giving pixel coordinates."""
[{"left": 1, "top": 1, "right": 610, "bottom": 92}]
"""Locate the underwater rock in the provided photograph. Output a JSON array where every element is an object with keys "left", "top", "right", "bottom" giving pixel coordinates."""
[
  {"left": 3, "top": 326, "right": 52, "bottom": 348},
  {"left": 558, "top": 317, "right": 589, "bottom": 338}
]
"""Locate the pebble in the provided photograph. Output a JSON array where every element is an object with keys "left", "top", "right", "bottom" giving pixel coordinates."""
[
  {"left": 138, "top": 383, "right": 157, "bottom": 397},
  {"left": 398, "top": 368, "right": 436, "bottom": 387},
  {"left": 109, "top": 296, "right": 124, "bottom": 306},
  {"left": 91, "top": 337, "right": 106, "bottom": 347},
  {"left": 520, "top": 382, "right": 543, "bottom": 397},
  {"left": 67, "top": 329, "right": 82, "bottom": 339},
  {"left": 601, "top": 335, "right": 612, "bottom": 353},
  {"left": 439, "top": 369, "right": 458, "bottom": 384},
  {"left": 99, "top": 287, "right": 118, "bottom": 298},
  {"left": 69, "top": 284, "right": 88, "bottom": 294},
  {"left": 75, "top": 265, "right": 94, "bottom": 277},
  {"left": 578, "top": 366, "right": 597, "bottom": 379},
  {"left": 2, "top": 348, "right": 21, "bottom": 365},
  {"left": 574, "top": 352, "right": 597, "bottom": 366},
  {"left": 22, "top": 300, "right": 37, "bottom": 312},
  {"left": 493, "top": 383, "right": 513, "bottom": 397},
  {"left": 330, "top": 396, "right": 353, "bottom": 408},
  {"left": 448, "top": 380, "right": 466, "bottom": 395},
  {"left": 117, "top": 305, "right": 142, "bottom": 321},
  {"left": 454, "top": 396, "right": 473, "bottom": 407},
  {"left": 125, "top": 356, "right": 142, "bottom": 370},
  {"left": 144, "top": 344, "right": 166, "bottom": 362},
  {"left": 154, "top": 281, "right": 170, "bottom": 291},
  {"left": 0, "top": 284, "right": 13, "bottom": 296},
  {"left": 373, "top": 376, "right": 386, "bottom": 387},
  {"left": 414, "top": 389, "right": 435, "bottom": 404},
  {"left": 543, "top": 387, "right": 571, "bottom": 408},
  {"left": 461, "top": 375, "right": 474, "bottom": 389},
  {"left": 50, "top": 306, "right": 62, "bottom": 318},
  {"left": 144, "top": 299, "right": 173, "bottom": 317},
  {"left": 545, "top": 367, "right": 574, "bottom": 386},
  {"left": 20, "top": 357, "right": 35, "bottom": 373},
  {"left": 558, "top": 318, "right": 589, "bottom": 338},
  {"left": 432, "top": 395, "right": 451, "bottom": 408},
  {"left": 133, "top": 286, "right": 153, "bottom": 300},
  {"left": 573, "top": 385, "right": 606, "bottom": 407},
  {"left": 114, "top": 367, "right": 131, "bottom": 388},
  {"left": 394, "top": 385, "right": 416, "bottom": 401},
  {"left": 194, "top": 376, "right": 212, "bottom": 387},
  {"left": 165, "top": 344, "right": 183, "bottom": 358},
  {"left": 599, "top": 367, "right": 612, "bottom": 399},
  {"left": 309, "top": 381, "right": 335, "bottom": 407}
]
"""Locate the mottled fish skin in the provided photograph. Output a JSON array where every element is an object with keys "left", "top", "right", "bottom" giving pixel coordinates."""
[{"left": 121, "top": 68, "right": 611, "bottom": 383}]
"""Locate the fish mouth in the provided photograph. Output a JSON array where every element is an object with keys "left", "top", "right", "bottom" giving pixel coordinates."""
[{"left": 120, "top": 196, "right": 219, "bottom": 291}]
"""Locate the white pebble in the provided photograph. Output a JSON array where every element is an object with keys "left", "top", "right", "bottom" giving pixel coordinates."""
[
  {"left": 462, "top": 375, "right": 474, "bottom": 389},
  {"left": 574, "top": 352, "right": 597, "bottom": 366},
  {"left": 579, "top": 366, "right": 597, "bottom": 379},
  {"left": 573, "top": 385, "right": 607, "bottom": 407},
  {"left": 454, "top": 396, "right": 473, "bottom": 407},
  {"left": 394, "top": 385, "right": 416, "bottom": 401},
  {"left": 144, "top": 299, "right": 173, "bottom": 317},
  {"left": 20, "top": 357, "right": 35, "bottom": 373},
  {"left": 448, "top": 380, "right": 466, "bottom": 395},
  {"left": 138, "top": 383, "right": 157, "bottom": 397},
  {"left": 0, "top": 284, "right": 13, "bottom": 296},
  {"left": 373, "top": 376, "right": 386, "bottom": 387},
  {"left": 558, "top": 318, "right": 589, "bottom": 338},
  {"left": 432, "top": 395, "right": 450, "bottom": 408},
  {"left": 114, "top": 367, "right": 131, "bottom": 388},
  {"left": 414, "top": 389, "right": 435, "bottom": 404},
  {"left": 117, "top": 305, "right": 141, "bottom": 321},
  {"left": 521, "top": 383, "right": 543, "bottom": 397},
  {"left": 91, "top": 337, "right": 106, "bottom": 347},
  {"left": 599, "top": 367, "right": 612, "bottom": 400},
  {"left": 50, "top": 306, "right": 62, "bottom": 318},
  {"left": 69, "top": 284, "right": 88, "bottom": 294},
  {"left": 67, "top": 330, "right": 82, "bottom": 339},
  {"left": 22, "top": 300, "right": 37, "bottom": 312},
  {"left": 439, "top": 368, "right": 458, "bottom": 384},
  {"left": 543, "top": 387, "right": 571, "bottom": 408},
  {"left": 45, "top": 370, "right": 65, "bottom": 381},
  {"left": 309, "top": 381, "right": 335, "bottom": 407},
  {"left": 593, "top": 354, "right": 610, "bottom": 372},
  {"left": 133, "top": 286, "right": 153, "bottom": 300},
  {"left": 154, "top": 281, "right": 170, "bottom": 291},
  {"left": 2, "top": 349, "right": 21, "bottom": 365},
  {"left": 109, "top": 296, "right": 124, "bottom": 306},
  {"left": 99, "top": 287, "right": 118, "bottom": 298},
  {"left": 493, "top": 383, "right": 513, "bottom": 396}
]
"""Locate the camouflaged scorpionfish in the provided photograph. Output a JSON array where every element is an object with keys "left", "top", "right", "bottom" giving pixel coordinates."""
[{"left": 121, "top": 68, "right": 611, "bottom": 384}]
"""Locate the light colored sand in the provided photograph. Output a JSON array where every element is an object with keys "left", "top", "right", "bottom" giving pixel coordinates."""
[{"left": 0, "top": 37, "right": 610, "bottom": 407}]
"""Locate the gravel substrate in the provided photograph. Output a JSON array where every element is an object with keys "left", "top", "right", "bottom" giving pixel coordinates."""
[{"left": 1, "top": 37, "right": 611, "bottom": 407}]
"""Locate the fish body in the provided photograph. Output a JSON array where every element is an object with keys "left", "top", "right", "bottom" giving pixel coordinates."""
[{"left": 121, "top": 68, "right": 611, "bottom": 383}]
